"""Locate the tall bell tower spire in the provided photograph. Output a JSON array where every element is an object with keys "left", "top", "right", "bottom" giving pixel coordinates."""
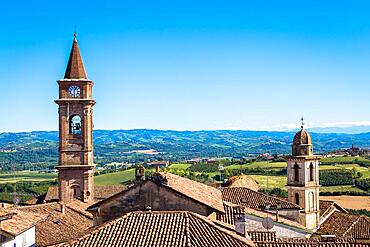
[{"left": 55, "top": 33, "right": 95, "bottom": 203}]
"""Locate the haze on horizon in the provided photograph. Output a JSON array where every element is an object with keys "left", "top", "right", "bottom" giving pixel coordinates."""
[{"left": 1, "top": 1, "right": 370, "bottom": 133}]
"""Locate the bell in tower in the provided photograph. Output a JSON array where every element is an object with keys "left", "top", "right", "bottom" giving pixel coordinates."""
[{"left": 55, "top": 33, "right": 96, "bottom": 203}]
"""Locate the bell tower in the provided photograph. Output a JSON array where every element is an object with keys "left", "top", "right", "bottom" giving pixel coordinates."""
[
  {"left": 286, "top": 118, "right": 320, "bottom": 229},
  {"left": 55, "top": 34, "right": 95, "bottom": 203}
]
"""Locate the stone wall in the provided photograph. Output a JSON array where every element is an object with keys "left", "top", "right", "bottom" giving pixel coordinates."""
[{"left": 94, "top": 180, "right": 215, "bottom": 224}]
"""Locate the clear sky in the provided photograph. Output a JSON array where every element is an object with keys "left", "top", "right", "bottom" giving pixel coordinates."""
[{"left": 1, "top": 0, "right": 370, "bottom": 132}]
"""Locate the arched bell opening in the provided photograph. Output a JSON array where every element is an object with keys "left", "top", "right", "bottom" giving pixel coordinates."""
[{"left": 69, "top": 115, "right": 82, "bottom": 135}]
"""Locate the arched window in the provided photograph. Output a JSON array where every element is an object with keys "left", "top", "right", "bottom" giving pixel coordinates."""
[
  {"left": 309, "top": 192, "right": 315, "bottom": 211},
  {"left": 70, "top": 185, "right": 81, "bottom": 199},
  {"left": 293, "top": 163, "right": 299, "bottom": 182},
  {"left": 309, "top": 163, "right": 314, "bottom": 182},
  {"left": 295, "top": 193, "right": 300, "bottom": 205},
  {"left": 69, "top": 115, "right": 82, "bottom": 135}
]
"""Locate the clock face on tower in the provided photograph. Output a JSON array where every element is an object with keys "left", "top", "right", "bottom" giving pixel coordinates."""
[{"left": 68, "top": 85, "right": 81, "bottom": 97}]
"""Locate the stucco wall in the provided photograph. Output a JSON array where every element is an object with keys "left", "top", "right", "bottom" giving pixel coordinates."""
[
  {"left": 0, "top": 226, "right": 35, "bottom": 247},
  {"left": 245, "top": 214, "right": 308, "bottom": 238}
]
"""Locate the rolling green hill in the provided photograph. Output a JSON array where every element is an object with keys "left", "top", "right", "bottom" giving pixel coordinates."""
[{"left": 1, "top": 129, "right": 370, "bottom": 171}]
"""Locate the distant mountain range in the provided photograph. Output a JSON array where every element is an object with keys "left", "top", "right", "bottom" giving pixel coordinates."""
[
  {"left": 0, "top": 129, "right": 370, "bottom": 169},
  {"left": 308, "top": 125, "right": 370, "bottom": 134}
]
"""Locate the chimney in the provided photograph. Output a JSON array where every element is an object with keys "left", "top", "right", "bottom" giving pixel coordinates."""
[
  {"left": 235, "top": 213, "right": 248, "bottom": 237},
  {"left": 59, "top": 203, "right": 65, "bottom": 214},
  {"left": 135, "top": 165, "right": 146, "bottom": 182}
]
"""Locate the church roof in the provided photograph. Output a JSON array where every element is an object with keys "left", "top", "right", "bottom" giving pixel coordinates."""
[
  {"left": 87, "top": 173, "right": 225, "bottom": 213},
  {"left": 64, "top": 35, "right": 87, "bottom": 79},
  {"left": 57, "top": 211, "right": 254, "bottom": 247},
  {"left": 293, "top": 127, "right": 312, "bottom": 146},
  {"left": 156, "top": 172, "right": 225, "bottom": 213},
  {"left": 224, "top": 174, "right": 260, "bottom": 192}
]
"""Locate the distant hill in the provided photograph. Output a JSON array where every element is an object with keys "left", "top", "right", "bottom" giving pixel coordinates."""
[
  {"left": 0, "top": 129, "right": 370, "bottom": 170},
  {"left": 308, "top": 125, "right": 370, "bottom": 134}
]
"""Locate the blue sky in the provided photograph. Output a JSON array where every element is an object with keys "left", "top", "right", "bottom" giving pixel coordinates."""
[{"left": 1, "top": 1, "right": 370, "bottom": 132}]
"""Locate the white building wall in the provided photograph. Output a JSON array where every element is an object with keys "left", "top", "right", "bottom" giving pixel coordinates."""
[
  {"left": 0, "top": 226, "right": 35, "bottom": 247},
  {"left": 244, "top": 214, "right": 309, "bottom": 238}
]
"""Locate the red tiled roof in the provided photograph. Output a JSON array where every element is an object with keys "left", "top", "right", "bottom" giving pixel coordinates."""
[
  {"left": 248, "top": 231, "right": 277, "bottom": 242},
  {"left": 255, "top": 239, "right": 366, "bottom": 247},
  {"left": 222, "top": 187, "right": 300, "bottom": 210},
  {"left": 225, "top": 174, "right": 260, "bottom": 192},
  {"left": 87, "top": 173, "right": 225, "bottom": 214},
  {"left": 315, "top": 211, "right": 370, "bottom": 239},
  {"left": 16, "top": 202, "right": 93, "bottom": 246},
  {"left": 319, "top": 200, "right": 347, "bottom": 219},
  {"left": 157, "top": 172, "right": 224, "bottom": 213},
  {"left": 0, "top": 208, "right": 45, "bottom": 237},
  {"left": 64, "top": 35, "right": 87, "bottom": 79},
  {"left": 58, "top": 211, "right": 254, "bottom": 247}
]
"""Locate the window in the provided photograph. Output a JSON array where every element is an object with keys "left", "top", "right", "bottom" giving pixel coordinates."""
[
  {"left": 69, "top": 115, "right": 82, "bottom": 135},
  {"left": 295, "top": 193, "right": 300, "bottom": 205},
  {"left": 309, "top": 163, "right": 314, "bottom": 182},
  {"left": 293, "top": 164, "right": 299, "bottom": 182},
  {"left": 309, "top": 192, "right": 315, "bottom": 211}
]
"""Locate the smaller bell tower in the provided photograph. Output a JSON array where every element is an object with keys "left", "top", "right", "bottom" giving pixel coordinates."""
[
  {"left": 55, "top": 33, "right": 95, "bottom": 203},
  {"left": 286, "top": 118, "right": 320, "bottom": 229}
]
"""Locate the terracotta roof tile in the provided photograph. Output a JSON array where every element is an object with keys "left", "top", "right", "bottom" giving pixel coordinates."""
[
  {"left": 58, "top": 211, "right": 254, "bottom": 247},
  {"left": 16, "top": 202, "right": 93, "bottom": 246},
  {"left": 225, "top": 174, "right": 260, "bottom": 192},
  {"left": 222, "top": 187, "right": 300, "bottom": 210},
  {"left": 156, "top": 172, "right": 225, "bottom": 213},
  {"left": 315, "top": 211, "right": 370, "bottom": 239},
  {"left": 255, "top": 239, "right": 366, "bottom": 247},
  {"left": 248, "top": 231, "right": 277, "bottom": 242},
  {"left": 0, "top": 208, "right": 46, "bottom": 237}
]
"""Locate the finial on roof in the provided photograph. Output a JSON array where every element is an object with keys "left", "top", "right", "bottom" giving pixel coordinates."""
[
  {"left": 301, "top": 116, "right": 304, "bottom": 129},
  {"left": 73, "top": 25, "right": 77, "bottom": 42}
]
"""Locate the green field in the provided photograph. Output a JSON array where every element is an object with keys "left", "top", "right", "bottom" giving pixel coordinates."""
[
  {"left": 226, "top": 161, "right": 286, "bottom": 171},
  {"left": 319, "top": 164, "right": 370, "bottom": 179},
  {"left": 320, "top": 185, "right": 364, "bottom": 193},
  {"left": 320, "top": 156, "right": 369, "bottom": 164},
  {"left": 0, "top": 171, "right": 57, "bottom": 184},
  {"left": 249, "top": 175, "right": 287, "bottom": 189},
  {"left": 94, "top": 169, "right": 135, "bottom": 186},
  {"left": 169, "top": 163, "right": 192, "bottom": 170}
]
